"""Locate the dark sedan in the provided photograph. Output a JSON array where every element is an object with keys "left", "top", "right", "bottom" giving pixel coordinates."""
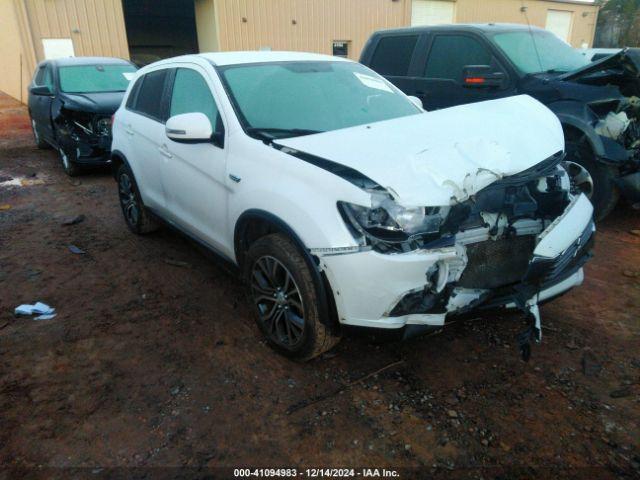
[{"left": 28, "top": 57, "right": 137, "bottom": 176}]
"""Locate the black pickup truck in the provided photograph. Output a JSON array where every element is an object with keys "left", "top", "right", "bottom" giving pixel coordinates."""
[{"left": 360, "top": 23, "right": 640, "bottom": 220}]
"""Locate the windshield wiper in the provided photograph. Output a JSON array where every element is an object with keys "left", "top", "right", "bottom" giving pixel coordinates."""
[{"left": 246, "top": 127, "right": 324, "bottom": 142}]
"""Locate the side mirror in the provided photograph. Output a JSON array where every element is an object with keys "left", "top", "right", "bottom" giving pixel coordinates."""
[
  {"left": 462, "top": 65, "right": 505, "bottom": 88},
  {"left": 166, "top": 112, "right": 213, "bottom": 143},
  {"left": 407, "top": 95, "right": 423, "bottom": 110},
  {"left": 30, "top": 85, "right": 52, "bottom": 96}
]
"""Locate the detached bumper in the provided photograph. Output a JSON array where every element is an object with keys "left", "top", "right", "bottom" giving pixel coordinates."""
[{"left": 321, "top": 194, "right": 594, "bottom": 330}]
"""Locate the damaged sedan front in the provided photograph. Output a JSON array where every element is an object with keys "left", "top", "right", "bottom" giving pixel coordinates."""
[
  {"left": 28, "top": 57, "right": 137, "bottom": 176},
  {"left": 274, "top": 94, "right": 594, "bottom": 360}
]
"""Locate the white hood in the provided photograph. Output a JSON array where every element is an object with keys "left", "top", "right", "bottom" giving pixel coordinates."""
[{"left": 275, "top": 95, "right": 564, "bottom": 206}]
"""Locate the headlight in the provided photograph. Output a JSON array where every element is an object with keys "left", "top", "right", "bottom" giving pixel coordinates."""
[
  {"left": 339, "top": 192, "right": 447, "bottom": 244},
  {"left": 94, "top": 117, "right": 112, "bottom": 137}
]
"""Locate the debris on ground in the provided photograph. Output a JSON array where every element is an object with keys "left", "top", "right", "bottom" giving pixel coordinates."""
[
  {"left": 581, "top": 351, "right": 603, "bottom": 377},
  {"left": 0, "top": 204, "right": 11, "bottom": 210},
  {"left": 610, "top": 388, "right": 633, "bottom": 399},
  {"left": 68, "top": 244, "right": 86, "bottom": 255},
  {"left": 20, "top": 178, "right": 44, "bottom": 186},
  {"left": 62, "top": 214, "right": 86, "bottom": 226},
  {"left": 14, "top": 302, "right": 56, "bottom": 320},
  {"left": 164, "top": 259, "right": 191, "bottom": 268}
]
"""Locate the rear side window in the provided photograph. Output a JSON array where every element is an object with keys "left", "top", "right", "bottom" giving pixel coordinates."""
[
  {"left": 369, "top": 35, "right": 419, "bottom": 77},
  {"left": 132, "top": 69, "right": 169, "bottom": 121},
  {"left": 169, "top": 68, "right": 220, "bottom": 131},
  {"left": 424, "top": 35, "right": 492, "bottom": 81},
  {"left": 126, "top": 77, "right": 143, "bottom": 109}
]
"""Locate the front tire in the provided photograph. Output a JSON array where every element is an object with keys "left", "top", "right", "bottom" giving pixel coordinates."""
[
  {"left": 565, "top": 140, "right": 619, "bottom": 221},
  {"left": 244, "top": 233, "right": 340, "bottom": 360},
  {"left": 31, "top": 119, "right": 50, "bottom": 149},
  {"left": 116, "top": 163, "right": 158, "bottom": 234},
  {"left": 58, "top": 146, "right": 81, "bottom": 177}
]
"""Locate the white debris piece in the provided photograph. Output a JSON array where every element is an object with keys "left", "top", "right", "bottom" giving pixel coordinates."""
[
  {"left": 14, "top": 302, "right": 56, "bottom": 319},
  {"left": 595, "top": 111, "right": 630, "bottom": 140}
]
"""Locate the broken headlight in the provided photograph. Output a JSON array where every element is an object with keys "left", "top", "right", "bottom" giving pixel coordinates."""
[
  {"left": 94, "top": 117, "right": 112, "bottom": 137},
  {"left": 339, "top": 192, "right": 448, "bottom": 245}
]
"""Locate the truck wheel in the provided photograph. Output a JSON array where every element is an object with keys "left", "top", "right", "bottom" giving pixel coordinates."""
[
  {"left": 31, "top": 119, "right": 50, "bottom": 149},
  {"left": 116, "top": 163, "right": 158, "bottom": 234},
  {"left": 244, "top": 233, "right": 340, "bottom": 361},
  {"left": 565, "top": 140, "right": 619, "bottom": 221},
  {"left": 58, "top": 146, "right": 81, "bottom": 177}
]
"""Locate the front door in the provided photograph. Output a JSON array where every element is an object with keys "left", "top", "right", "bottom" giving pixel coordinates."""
[
  {"left": 160, "top": 65, "right": 229, "bottom": 254},
  {"left": 29, "top": 64, "right": 55, "bottom": 143},
  {"left": 414, "top": 33, "right": 514, "bottom": 110}
]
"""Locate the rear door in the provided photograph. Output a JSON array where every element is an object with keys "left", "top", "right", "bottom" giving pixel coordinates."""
[
  {"left": 123, "top": 68, "right": 172, "bottom": 212},
  {"left": 160, "top": 65, "right": 229, "bottom": 252},
  {"left": 366, "top": 34, "right": 424, "bottom": 97},
  {"left": 29, "top": 64, "right": 56, "bottom": 143},
  {"left": 414, "top": 33, "right": 515, "bottom": 110}
]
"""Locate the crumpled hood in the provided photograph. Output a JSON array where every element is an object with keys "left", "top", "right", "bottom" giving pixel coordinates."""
[
  {"left": 558, "top": 47, "right": 640, "bottom": 82},
  {"left": 59, "top": 91, "right": 125, "bottom": 114},
  {"left": 275, "top": 95, "right": 564, "bottom": 206}
]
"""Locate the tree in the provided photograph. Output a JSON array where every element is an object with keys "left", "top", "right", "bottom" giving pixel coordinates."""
[{"left": 597, "top": 0, "right": 640, "bottom": 47}]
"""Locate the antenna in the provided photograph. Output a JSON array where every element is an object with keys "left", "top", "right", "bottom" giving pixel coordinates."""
[{"left": 520, "top": 1, "right": 544, "bottom": 73}]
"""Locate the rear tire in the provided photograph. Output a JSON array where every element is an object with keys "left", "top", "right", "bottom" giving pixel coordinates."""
[
  {"left": 565, "top": 140, "right": 619, "bottom": 221},
  {"left": 116, "top": 163, "right": 158, "bottom": 234},
  {"left": 244, "top": 233, "right": 340, "bottom": 361}
]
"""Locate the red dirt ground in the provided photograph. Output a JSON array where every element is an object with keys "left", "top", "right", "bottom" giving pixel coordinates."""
[{"left": 0, "top": 93, "right": 638, "bottom": 479}]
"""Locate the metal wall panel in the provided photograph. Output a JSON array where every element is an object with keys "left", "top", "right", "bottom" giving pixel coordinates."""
[
  {"left": 23, "top": 0, "right": 130, "bottom": 62},
  {"left": 213, "top": 0, "right": 411, "bottom": 59}
]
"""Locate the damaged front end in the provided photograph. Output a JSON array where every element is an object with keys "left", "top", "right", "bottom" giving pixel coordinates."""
[
  {"left": 53, "top": 103, "right": 113, "bottom": 165},
  {"left": 334, "top": 152, "right": 594, "bottom": 358},
  {"left": 555, "top": 48, "right": 640, "bottom": 204}
]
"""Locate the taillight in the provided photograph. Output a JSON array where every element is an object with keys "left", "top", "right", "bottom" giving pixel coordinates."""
[{"left": 111, "top": 114, "right": 115, "bottom": 125}]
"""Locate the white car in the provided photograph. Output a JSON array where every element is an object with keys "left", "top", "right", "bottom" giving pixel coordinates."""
[{"left": 111, "top": 51, "right": 594, "bottom": 360}]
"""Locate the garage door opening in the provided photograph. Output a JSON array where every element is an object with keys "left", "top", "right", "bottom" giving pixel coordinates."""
[{"left": 122, "top": 0, "right": 199, "bottom": 66}]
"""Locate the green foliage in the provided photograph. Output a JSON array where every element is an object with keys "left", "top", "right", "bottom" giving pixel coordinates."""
[{"left": 599, "top": 0, "right": 640, "bottom": 46}]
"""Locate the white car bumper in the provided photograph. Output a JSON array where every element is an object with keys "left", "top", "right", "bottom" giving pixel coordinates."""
[{"left": 320, "top": 194, "right": 594, "bottom": 330}]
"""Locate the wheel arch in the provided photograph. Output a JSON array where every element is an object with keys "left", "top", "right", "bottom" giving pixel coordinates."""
[
  {"left": 234, "top": 209, "right": 340, "bottom": 334},
  {"left": 110, "top": 149, "right": 130, "bottom": 180}
]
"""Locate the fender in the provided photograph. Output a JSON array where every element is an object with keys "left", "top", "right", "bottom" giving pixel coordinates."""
[
  {"left": 110, "top": 149, "right": 132, "bottom": 179},
  {"left": 548, "top": 100, "right": 630, "bottom": 164},
  {"left": 234, "top": 209, "right": 339, "bottom": 333}
]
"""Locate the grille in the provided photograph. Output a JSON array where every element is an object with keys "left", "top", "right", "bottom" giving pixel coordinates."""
[{"left": 458, "top": 236, "right": 536, "bottom": 289}]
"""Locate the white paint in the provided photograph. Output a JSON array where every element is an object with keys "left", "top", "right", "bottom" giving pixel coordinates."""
[
  {"left": 165, "top": 112, "right": 213, "bottom": 142},
  {"left": 42, "top": 38, "right": 75, "bottom": 60},
  {"left": 113, "top": 52, "right": 590, "bottom": 332},
  {"left": 411, "top": 0, "right": 455, "bottom": 26},
  {"left": 278, "top": 95, "right": 564, "bottom": 207}
]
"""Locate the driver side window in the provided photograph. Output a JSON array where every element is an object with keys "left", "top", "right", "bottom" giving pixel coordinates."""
[
  {"left": 424, "top": 35, "right": 493, "bottom": 82},
  {"left": 170, "top": 68, "right": 222, "bottom": 136}
]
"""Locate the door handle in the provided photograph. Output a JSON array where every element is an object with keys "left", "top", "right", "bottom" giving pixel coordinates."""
[
  {"left": 158, "top": 145, "right": 173, "bottom": 159},
  {"left": 125, "top": 124, "right": 134, "bottom": 136}
]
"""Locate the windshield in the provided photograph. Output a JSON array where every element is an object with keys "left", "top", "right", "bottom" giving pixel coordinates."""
[
  {"left": 59, "top": 64, "right": 137, "bottom": 93},
  {"left": 218, "top": 61, "right": 420, "bottom": 138},
  {"left": 491, "top": 30, "right": 591, "bottom": 75}
]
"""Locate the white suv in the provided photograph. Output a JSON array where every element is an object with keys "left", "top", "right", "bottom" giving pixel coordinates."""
[{"left": 112, "top": 52, "right": 594, "bottom": 360}]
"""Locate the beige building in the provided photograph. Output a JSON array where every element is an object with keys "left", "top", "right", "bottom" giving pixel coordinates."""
[{"left": 1, "top": 0, "right": 599, "bottom": 104}]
